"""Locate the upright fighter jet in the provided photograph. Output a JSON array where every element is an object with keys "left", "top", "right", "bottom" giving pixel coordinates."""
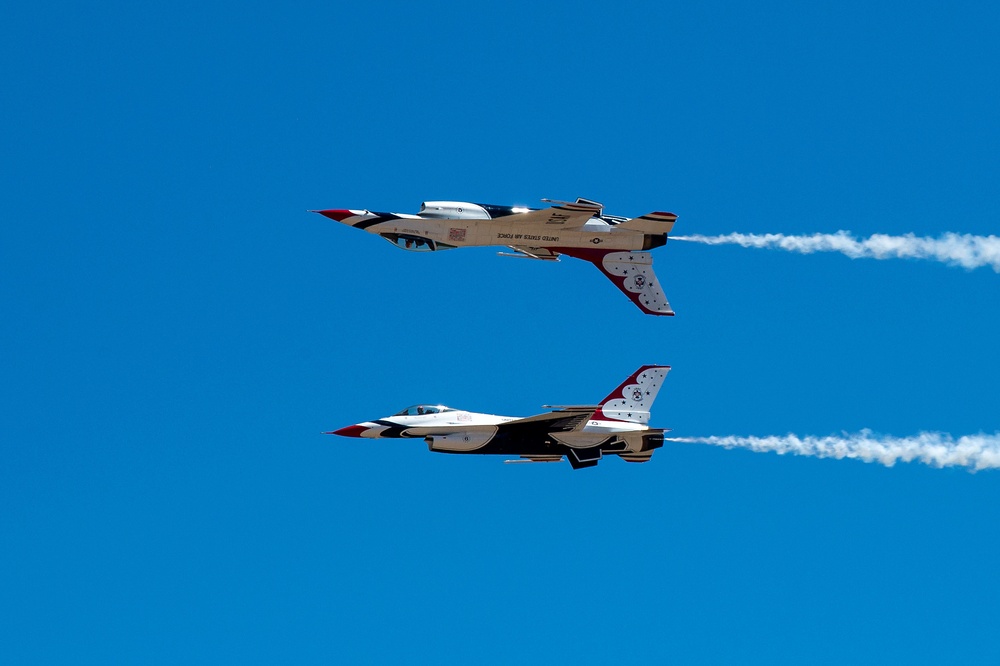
[
  {"left": 313, "top": 198, "right": 678, "bottom": 316},
  {"left": 328, "top": 365, "right": 671, "bottom": 469}
]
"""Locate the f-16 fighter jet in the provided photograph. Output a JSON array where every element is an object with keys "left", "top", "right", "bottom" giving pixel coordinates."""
[
  {"left": 313, "top": 198, "right": 678, "bottom": 316},
  {"left": 328, "top": 365, "right": 671, "bottom": 469}
]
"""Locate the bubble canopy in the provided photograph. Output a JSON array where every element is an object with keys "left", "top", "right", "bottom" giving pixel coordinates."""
[{"left": 393, "top": 405, "right": 454, "bottom": 416}]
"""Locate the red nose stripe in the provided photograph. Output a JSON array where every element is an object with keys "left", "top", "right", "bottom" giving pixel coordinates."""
[
  {"left": 330, "top": 424, "right": 368, "bottom": 437},
  {"left": 314, "top": 209, "right": 356, "bottom": 222}
]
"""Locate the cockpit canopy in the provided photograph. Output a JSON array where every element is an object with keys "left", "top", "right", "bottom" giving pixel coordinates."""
[{"left": 393, "top": 404, "right": 453, "bottom": 416}]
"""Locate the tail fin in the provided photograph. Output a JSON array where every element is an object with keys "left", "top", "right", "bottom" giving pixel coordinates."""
[
  {"left": 592, "top": 365, "right": 670, "bottom": 425},
  {"left": 558, "top": 249, "right": 674, "bottom": 316}
]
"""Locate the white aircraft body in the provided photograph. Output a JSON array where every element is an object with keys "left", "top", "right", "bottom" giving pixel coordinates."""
[
  {"left": 314, "top": 198, "right": 679, "bottom": 316},
  {"left": 328, "top": 366, "right": 671, "bottom": 470}
]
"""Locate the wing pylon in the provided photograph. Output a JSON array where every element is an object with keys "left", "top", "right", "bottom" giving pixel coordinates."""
[{"left": 497, "top": 246, "right": 561, "bottom": 261}]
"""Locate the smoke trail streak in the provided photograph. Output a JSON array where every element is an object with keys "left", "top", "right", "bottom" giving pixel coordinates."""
[
  {"left": 665, "top": 430, "right": 1000, "bottom": 470},
  {"left": 672, "top": 232, "right": 1000, "bottom": 272}
]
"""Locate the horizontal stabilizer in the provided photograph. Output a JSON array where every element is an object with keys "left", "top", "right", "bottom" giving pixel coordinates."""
[{"left": 616, "top": 211, "right": 677, "bottom": 234}]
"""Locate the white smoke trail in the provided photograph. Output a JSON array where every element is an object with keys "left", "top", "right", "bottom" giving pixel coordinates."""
[
  {"left": 672, "top": 231, "right": 1000, "bottom": 272},
  {"left": 665, "top": 430, "right": 1000, "bottom": 471}
]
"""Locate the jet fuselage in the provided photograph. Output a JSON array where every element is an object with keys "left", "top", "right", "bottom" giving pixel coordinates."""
[
  {"left": 314, "top": 199, "right": 678, "bottom": 315},
  {"left": 329, "top": 366, "right": 671, "bottom": 469}
]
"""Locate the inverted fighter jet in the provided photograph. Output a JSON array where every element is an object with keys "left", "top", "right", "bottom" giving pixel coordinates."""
[
  {"left": 328, "top": 365, "right": 671, "bottom": 469},
  {"left": 313, "top": 198, "right": 678, "bottom": 316}
]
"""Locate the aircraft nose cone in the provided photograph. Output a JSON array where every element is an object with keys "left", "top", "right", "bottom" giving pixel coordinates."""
[
  {"left": 313, "top": 209, "right": 356, "bottom": 222},
  {"left": 328, "top": 424, "right": 368, "bottom": 437}
]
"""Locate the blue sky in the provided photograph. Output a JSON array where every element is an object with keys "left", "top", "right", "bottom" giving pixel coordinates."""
[{"left": 3, "top": 0, "right": 1000, "bottom": 663}]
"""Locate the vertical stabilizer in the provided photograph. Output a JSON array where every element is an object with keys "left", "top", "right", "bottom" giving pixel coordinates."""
[
  {"left": 557, "top": 249, "right": 674, "bottom": 316},
  {"left": 591, "top": 365, "right": 670, "bottom": 425}
]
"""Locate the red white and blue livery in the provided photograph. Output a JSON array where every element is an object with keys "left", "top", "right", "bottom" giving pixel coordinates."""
[
  {"left": 313, "top": 198, "right": 679, "bottom": 316},
  {"left": 328, "top": 366, "right": 671, "bottom": 470}
]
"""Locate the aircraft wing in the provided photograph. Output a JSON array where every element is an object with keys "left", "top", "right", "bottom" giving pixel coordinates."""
[
  {"left": 504, "top": 409, "right": 595, "bottom": 430},
  {"left": 500, "top": 198, "right": 603, "bottom": 229},
  {"left": 560, "top": 249, "right": 674, "bottom": 316}
]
